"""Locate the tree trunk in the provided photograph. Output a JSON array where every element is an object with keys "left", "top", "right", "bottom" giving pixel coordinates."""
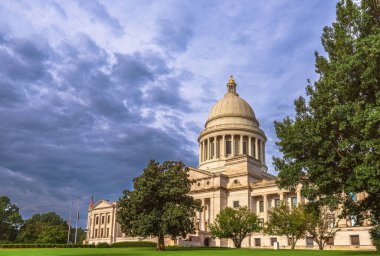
[
  {"left": 233, "top": 238, "right": 241, "bottom": 248},
  {"left": 157, "top": 234, "right": 165, "bottom": 251},
  {"left": 318, "top": 241, "right": 324, "bottom": 250},
  {"left": 290, "top": 237, "right": 296, "bottom": 250},
  {"left": 290, "top": 237, "right": 297, "bottom": 249}
]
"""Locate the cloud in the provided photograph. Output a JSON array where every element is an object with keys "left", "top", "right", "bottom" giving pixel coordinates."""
[
  {"left": 0, "top": 0, "right": 339, "bottom": 227},
  {"left": 77, "top": 0, "right": 123, "bottom": 34}
]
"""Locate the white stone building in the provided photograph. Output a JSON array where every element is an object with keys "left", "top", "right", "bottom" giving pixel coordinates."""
[{"left": 86, "top": 76, "right": 375, "bottom": 250}]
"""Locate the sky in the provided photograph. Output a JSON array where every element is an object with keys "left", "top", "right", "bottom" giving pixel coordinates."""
[{"left": 0, "top": 0, "right": 338, "bottom": 227}]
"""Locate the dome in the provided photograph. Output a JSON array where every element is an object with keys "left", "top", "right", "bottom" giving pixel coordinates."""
[{"left": 205, "top": 76, "right": 257, "bottom": 126}]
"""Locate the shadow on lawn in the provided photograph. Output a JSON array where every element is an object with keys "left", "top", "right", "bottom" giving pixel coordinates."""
[{"left": 165, "top": 247, "right": 231, "bottom": 251}]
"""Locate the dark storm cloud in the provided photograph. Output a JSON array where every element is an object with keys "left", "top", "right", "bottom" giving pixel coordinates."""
[
  {"left": 145, "top": 78, "right": 190, "bottom": 111},
  {"left": 0, "top": 28, "right": 196, "bottom": 226},
  {"left": 0, "top": 36, "right": 51, "bottom": 82}
]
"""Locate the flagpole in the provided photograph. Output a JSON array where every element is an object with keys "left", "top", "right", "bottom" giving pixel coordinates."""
[
  {"left": 67, "top": 200, "right": 72, "bottom": 244},
  {"left": 74, "top": 198, "right": 80, "bottom": 244}
]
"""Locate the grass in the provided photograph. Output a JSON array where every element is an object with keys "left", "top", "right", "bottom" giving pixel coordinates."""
[{"left": 0, "top": 247, "right": 379, "bottom": 256}]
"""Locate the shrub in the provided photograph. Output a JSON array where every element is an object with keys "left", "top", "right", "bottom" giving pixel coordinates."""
[
  {"left": 0, "top": 244, "right": 95, "bottom": 248},
  {"left": 111, "top": 241, "right": 157, "bottom": 247},
  {"left": 96, "top": 242, "right": 110, "bottom": 248}
]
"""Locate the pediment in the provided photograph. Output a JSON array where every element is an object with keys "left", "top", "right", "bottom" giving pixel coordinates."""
[
  {"left": 188, "top": 167, "right": 212, "bottom": 180},
  {"left": 92, "top": 199, "right": 113, "bottom": 210}
]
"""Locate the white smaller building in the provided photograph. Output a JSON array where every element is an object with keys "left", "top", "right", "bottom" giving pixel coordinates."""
[{"left": 85, "top": 200, "right": 159, "bottom": 245}]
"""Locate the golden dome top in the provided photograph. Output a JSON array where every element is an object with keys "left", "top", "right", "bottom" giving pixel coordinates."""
[{"left": 228, "top": 75, "right": 235, "bottom": 84}]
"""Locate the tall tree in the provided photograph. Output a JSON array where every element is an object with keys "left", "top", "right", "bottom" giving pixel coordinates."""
[
  {"left": 209, "top": 206, "right": 261, "bottom": 248},
  {"left": 117, "top": 160, "right": 201, "bottom": 251},
  {"left": 265, "top": 203, "right": 308, "bottom": 249},
  {"left": 17, "top": 212, "right": 68, "bottom": 243},
  {"left": 305, "top": 205, "right": 340, "bottom": 250},
  {"left": 0, "top": 196, "right": 23, "bottom": 243},
  {"left": 273, "top": 0, "right": 380, "bottom": 221}
]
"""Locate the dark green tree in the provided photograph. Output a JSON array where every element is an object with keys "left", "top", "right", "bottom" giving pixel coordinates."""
[
  {"left": 116, "top": 160, "right": 201, "bottom": 251},
  {"left": 17, "top": 212, "right": 68, "bottom": 243},
  {"left": 265, "top": 203, "right": 308, "bottom": 249},
  {"left": 209, "top": 206, "right": 261, "bottom": 248},
  {"left": 274, "top": 0, "right": 380, "bottom": 221},
  {"left": 0, "top": 196, "right": 23, "bottom": 243}
]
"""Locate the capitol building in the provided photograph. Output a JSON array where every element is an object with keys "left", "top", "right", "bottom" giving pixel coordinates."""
[{"left": 86, "top": 76, "right": 375, "bottom": 250}]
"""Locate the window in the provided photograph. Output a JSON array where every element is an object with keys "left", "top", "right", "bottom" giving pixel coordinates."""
[
  {"left": 107, "top": 215, "right": 110, "bottom": 224},
  {"left": 275, "top": 199, "right": 280, "bottom": 208},
  {"left": 350, "top": 235, "right": 360, "bottom": 245},
  {"left": 95, "top": 216, "right": 99, "bottom": 225},
  {"left": 106, "top": 228, "right": 109, "bottom": 238},
  {"left": 257, "top": 139, "right": 261, "bottom": 159},
  {"left": 233, "top": 201, "right": 239, "bottom": 208},
  {"left": 270, "top": 238, "right": 277, "bottom": 246},
  {"left": 226, "top": 141, "right": 231, "bottom": 155},
  {"left": 291, "top": 197, "right": 297, "bottom": 208},
  {"left": 326, "top": 237, "right": 334, "bottom": 245},
  {"left": 259, "top": 218, "right": 264, "bottom": 227},
  {"left": 259, "top": 201, "right": 264, "bottom": 212},
  {"left": 100, "top": 228, "right": 104, "bottom": 237},
  {"left": 252, "top": 138, "right": 256, "bottom": 157},
  {"left": 254, "top": 238, "right": 261, "bottom": 246},
  {"left": 306, "top": 237, "right": 314, "bottom": 247},
  {"left": 242, "top": 141, "right": 247, "bottom": 154},
  {"left": 94, "top": 229, "right": 98, "bottom": 238},
  {"left": 101, "top": 215, "right": 105, "bottom": 224}
]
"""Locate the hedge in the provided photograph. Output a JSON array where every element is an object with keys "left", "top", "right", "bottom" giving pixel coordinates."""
[
  {"left": 96, "top": 242, "right": 110, "bottom": 248},
  {"left": 0, "top": 244, "right": 95, "bottom": 248},
  {"left": 111, "top": 241, "right": 157, "bottom": 248}
]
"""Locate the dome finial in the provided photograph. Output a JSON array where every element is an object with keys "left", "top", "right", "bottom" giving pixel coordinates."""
[{"left": 226, "top": 75, "right": 237, "bottom": 94}]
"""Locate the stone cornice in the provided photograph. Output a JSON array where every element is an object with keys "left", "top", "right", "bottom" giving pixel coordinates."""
[{"left": 198, "top": 125, "right": 266, "bottom": 142}]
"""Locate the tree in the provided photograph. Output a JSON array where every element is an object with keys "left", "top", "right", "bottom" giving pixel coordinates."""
[
  {"left": 0, "top": 196, "right": 23, "bottom": 243},
  {"left": 17, "top": 212, "right": 68, "bottom": 243},
  {"left": 265, "top": 203, "right": 308, "bottom": 249},
  {"left": 273, "top": 0, "right": 380, "bottom": 221},
  {"left": 305, "top": 205, "right": 340, "bottom": 250},
  {"left": 116, "top": 160, "right": 201, "bottom": 251},
  {"left": 209, "top": 206, "right": 261, "bottom": 248}
]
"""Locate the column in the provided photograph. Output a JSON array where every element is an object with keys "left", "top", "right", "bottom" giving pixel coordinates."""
[
  {"left": 209, "top": 138, "right": 212, "bottom": 160},
  {"left": 199, "top": 143, "right": 201, "bottom": 163},
  {"left": 214, "top": 136, "right": 217, "bottom": 159},
  {"left": 221, "top": 135, "right": 225, "bottom": 158},
  {"left": 240, "top": 135, "right": 243, "bottom": 155},
  {"left": 263, "top": 194, "right": 268, "bottom": 222},
  {"left": 261, "top": 141, "right": 265, "bottom": 163},
  {"left": 248, "top": 136, "right": 252, "bottom": 157},
  {"left": 231, "top": 135, "right": 235, "bottom": 156},
  {"left": 255, "top": 138, "right": 259, "bottom": 160},
  {"left": 201, "top": 141, "right": 205, "bottom": 162},
  {"left": 297, "top": 189, "right": 301, "bottom": 206},
  {"left": 256, "top": 199, "right": 260, "bottom": 215}
]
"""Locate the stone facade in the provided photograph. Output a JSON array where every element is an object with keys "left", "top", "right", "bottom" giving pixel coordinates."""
[{"left": 85, "top": 76, "right": 375, "bottom": 250}]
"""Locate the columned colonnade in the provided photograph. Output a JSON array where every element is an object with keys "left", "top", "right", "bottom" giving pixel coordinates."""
[{"left": 199, "top": 134, "right": 265, "bottom": 164}]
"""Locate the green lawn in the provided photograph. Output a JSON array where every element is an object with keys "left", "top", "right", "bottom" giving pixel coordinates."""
[{"left": 0, "top": 247, "right": 379, "bottom": 256}]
